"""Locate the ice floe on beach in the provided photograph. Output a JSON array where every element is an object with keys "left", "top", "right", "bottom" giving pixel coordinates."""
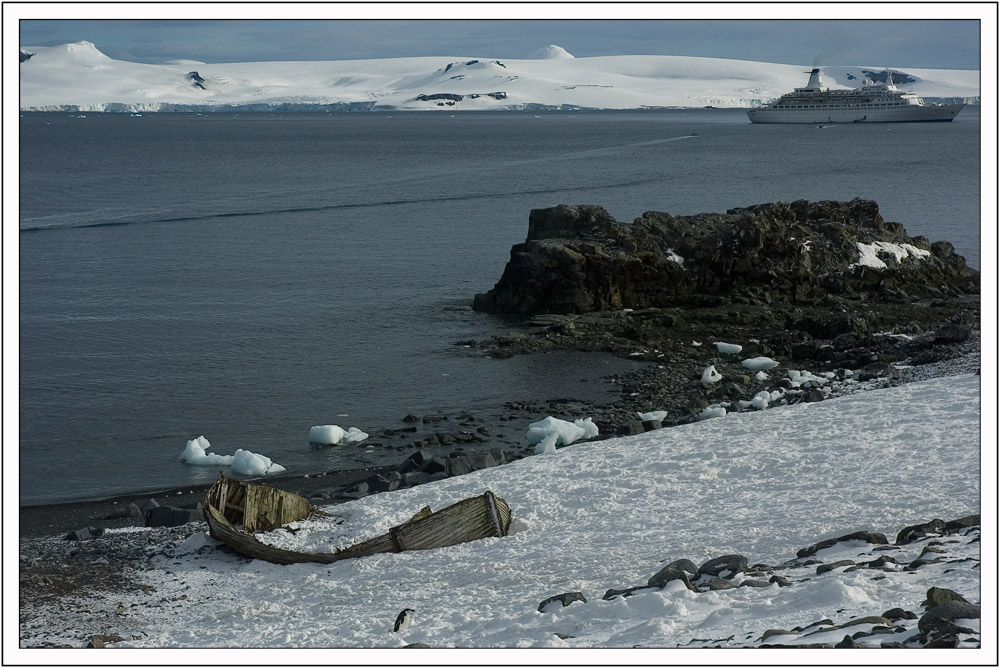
[
  {"left": 527, "top": 415, "right": 600, "bottom": 454},
  {"left": 178, "top": 436, "right": 284, "bottom": 476}
]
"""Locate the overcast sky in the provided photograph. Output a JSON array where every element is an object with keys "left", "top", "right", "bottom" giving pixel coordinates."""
[{"left": 18, "top": 17, "right": 982, "bottom": 69}]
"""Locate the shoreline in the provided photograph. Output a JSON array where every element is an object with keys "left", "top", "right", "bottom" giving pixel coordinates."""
[{"left": 19, "top": 318, "right": 980, "bottom": 541}]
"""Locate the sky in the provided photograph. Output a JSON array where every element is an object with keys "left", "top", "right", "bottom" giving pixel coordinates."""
[{"left": 17, "top": 15, "right": 983, "bottom": 69}]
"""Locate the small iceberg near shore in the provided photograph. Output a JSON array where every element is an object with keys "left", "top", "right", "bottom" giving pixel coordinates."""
[
  {"left": 179, "top": 435, "right": 285, "bottom": 476},
  {"left": 308, "top": 424, "right": 369, "bottom": 445},
  {"left": 179, "top": 436, "right": 234, "bottom": 466}
]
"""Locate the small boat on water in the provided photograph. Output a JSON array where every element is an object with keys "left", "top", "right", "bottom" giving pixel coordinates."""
[
  {"left": 203, "top": 475, "right": 512, "bottom": 565},
  {"left": 747, "top": 68, "right": 966, "bottom": 124}
]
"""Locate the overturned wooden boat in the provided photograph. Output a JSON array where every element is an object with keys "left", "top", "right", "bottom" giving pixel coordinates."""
[{"left": 203, "top": 475, "right": 512, "bottom": 565}]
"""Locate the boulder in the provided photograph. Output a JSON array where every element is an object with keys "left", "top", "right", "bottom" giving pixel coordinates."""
[
  {"left": 797, "top": 531, "right": 888, "bottom": 558},
  {"left": 472, "top": 200, "right": 979, "bottom": 315},
  {"left": 698, "top": 554, "right": 748, "bottom": 579},
  {"left": 896, "top": 518, "right": 946, "bottom": 544},
  {"left": 145, "top": 506, "right": 203, "bottom": 528},
  {"left": 538, "top": 591, "right": 587, "bottom": 612},
  {"left": 917, "top": 600, "right": 980, "bottom": 637},
  {"left": 923, "top": 587, "right": 970, "bottom": 609}
]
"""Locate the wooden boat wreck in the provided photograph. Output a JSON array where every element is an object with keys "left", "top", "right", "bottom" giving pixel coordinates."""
[{"left": 203, "top": 475, "right": 512, "bottom": 565}]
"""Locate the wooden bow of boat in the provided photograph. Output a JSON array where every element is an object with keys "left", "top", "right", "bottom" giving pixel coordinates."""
[{"left": 203, "top": 475, "right": 512, "bottom": 565}]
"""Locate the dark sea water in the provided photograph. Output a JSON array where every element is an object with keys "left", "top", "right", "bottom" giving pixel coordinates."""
[{"left": 18, "top": 109, "right": 981, "bottom": 504}]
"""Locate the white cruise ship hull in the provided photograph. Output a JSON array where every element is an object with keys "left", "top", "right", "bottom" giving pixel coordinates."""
[{"left": 748, "top": 102, "right": 966, "bottom": 124}]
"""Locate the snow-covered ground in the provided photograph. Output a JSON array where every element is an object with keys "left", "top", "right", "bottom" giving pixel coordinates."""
[
  {"left": 15, "top": 373, "right": 993, "bottom": 660},
  {"left": 18, "top": 41, "right": 980, "bottom": 112}
]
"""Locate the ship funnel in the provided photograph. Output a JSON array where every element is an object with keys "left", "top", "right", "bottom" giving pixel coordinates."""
[{"left": 804, "top": 68, "right": 824, "bottom": 90}]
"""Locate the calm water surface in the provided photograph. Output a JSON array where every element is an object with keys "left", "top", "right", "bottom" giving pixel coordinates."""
[{"left": 19, "top": 110, "right": 981, "bottom": 504}]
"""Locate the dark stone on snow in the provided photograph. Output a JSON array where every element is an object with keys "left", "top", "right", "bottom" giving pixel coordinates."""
[
  {"left": 647, "top": 567, "right": 698, "bottom": 591},
  {"left": 944, "top": 514, "right": 980, "bottom": 532},
  {"left": 603, "top": 585, "right": 659, "bottom": 600},
  {"left": 86, "top": 634, "right": 124, "bottom": 648},
  {"left": 538, "top": 591, "right": 587, "bottom": 612},
  {"left": 882, "top": 607, "right": 918, "bottom": 621},
  {"left": 918, "top": 600, "right": 980, "bottom": 638},
  {"left": 769, "top": 575, "right": 792, "bottom": 587},
  {"left": 698, "top": 554, "right": 747, "bottom": 579},
  {"left": 796, "top": 531, "right": 888, "bottom": 558},
  {"left": 834, "top": 634, "right": 860, "bottom": 648},
  {"left": 617, "top": 421, "right": 646, "bottom": 436},
  {"left": 816, "top": 560, "right": 855, "bottom": 575},
  {"left": 923, "top": 586, "right": 970, "bottom": 609},
  {"left": 739, "top": 579, "right": 771, "bottom": 588},
  {"left": 707, "top": 579, "right": 735, "bottom": 591},
  {"left": 896, "top": 518, "right": 946, "bottom": 544}
]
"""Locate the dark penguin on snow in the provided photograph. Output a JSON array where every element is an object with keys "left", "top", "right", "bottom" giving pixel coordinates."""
[{"left": 393, "top": 608, "right": 415, "bottom": 632}]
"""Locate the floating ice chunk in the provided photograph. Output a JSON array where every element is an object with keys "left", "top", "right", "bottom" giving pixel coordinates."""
[
  {"left": 309, "top": 425, "right": 345, "bottom": 445},
  {"left": 755, "top": 370, "right": 769, "bottom": 381},
  {"left": 701, "top": 365, "right": 723, "bottom": 385},
  {"left": 231, "top": 449, "right": 286, "bottom": 476},
  {"left": 526, "top": 416, "right": 599, "bottom": 453},
  {"left": 698, "top": 405, "right": 727, "bottom": 419},
  {"left": 713, "top": 342, "right": 743, "bottom": 354},
  {"left": 750, "top": 391, "right": 771, "bottom": 410},
  {"left": 179, "top": 436, "right": 234, "bottom": 466},
  {"left": 742, "top": 356, "right": 779, "bottom": 371},
  {"left": 691, "top": 341, "right": 702, "bottom": 347},
  {"left": 309, "top": 424, "right": 369, "bottom": 445},
  {"left": 637, "top": 410, "right": 668, "bottom": 422}
]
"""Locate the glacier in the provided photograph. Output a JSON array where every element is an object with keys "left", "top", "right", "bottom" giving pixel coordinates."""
[{"left": 18, "top": 41, "right": 981, "bottom": 113}]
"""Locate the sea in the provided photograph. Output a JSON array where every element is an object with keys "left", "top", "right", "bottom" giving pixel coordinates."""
[{"left": 17, "top": 109, "right": 982, "bottom": 505}]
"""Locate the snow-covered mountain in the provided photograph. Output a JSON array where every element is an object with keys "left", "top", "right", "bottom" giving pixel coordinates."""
[{"left": 18, "top": 41, "right": 980, "bottom": 112}]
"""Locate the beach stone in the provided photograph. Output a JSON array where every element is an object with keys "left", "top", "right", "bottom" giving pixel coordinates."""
[
  {"left": 923, "top": 587, "right": 969, "bottom": 609},
  {"left": 934, "top": 324, "right": 971, "bottom": 345},
  {"left": 698, "top": 554, "right": 747, "bottom": 579},
  {"left": 648, "top": 566, "right": 698, "bottom": 591},
  {"left": 66, "top": 526, "right": 105, "bottom": 541},
  {"left": 796, "top": 531, "right": 888, "bottom": 558},
  {"left": 617, "top": 421, "right": 645, "bottom": 436},
  {"left": 537, "top": 591, "right": 586, "bottom": 613},
  {"left": 769, "top": 575, "right": 792, "bottom": 587},
  {"left": 648, "top": 559, "right": 698, "bottom": 584},
  {"left": 707, "top": 579, "right": 735, "bottom": 590},
  {"left": 144, "top": 506, "right": 202, "bottom": 528},
  {"left": 944, "top": 514, "right": 980, "bottom": 532},
  {"left": 882, "top": 607, "right": 918, "bottom": 622},
  {"left": 397, "top": 449, "right": 433, "bottom": 474},
  {"left": 402, "top": 414, "right": 419, "bottom": 423},
  {"left": 421, "top": 456, "right": 449, "bottom": 476},
  {"left": 86, "top": 634, "right": 124, "bottom": 649},
  {"left": 739, "top": 579, "right": 771, "bottom": 588},
  {"left": 817, "top": 560, "right": 856, "bottom": 574},
  {"left": 917, "top": 600, "right": 980, "bottom": 637},
  {"left": 834, "top": 635, "right": 860, "bottom": 648},
  {"left": 602, "top": 585, "right": 658, "bottom": 600},
  {"left": 895, "top": 518, "right": 946, "bottom": 544}
]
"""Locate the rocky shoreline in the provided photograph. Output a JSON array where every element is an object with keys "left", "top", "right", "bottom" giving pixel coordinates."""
[{"left": 18, "top": 198, "right": 982, "bottom": 647}]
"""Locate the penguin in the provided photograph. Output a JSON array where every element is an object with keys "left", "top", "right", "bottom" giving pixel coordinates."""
[{"left": 393, "top": 608, "right": 414, "bottom": 632}]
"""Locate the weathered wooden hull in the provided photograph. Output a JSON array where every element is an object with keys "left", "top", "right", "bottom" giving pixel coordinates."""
[{"left": 203, "top": 475, "right": 512, "bottom": 565}]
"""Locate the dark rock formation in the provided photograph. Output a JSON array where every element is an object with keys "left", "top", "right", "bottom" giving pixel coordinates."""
[
  {"left": 796, "top": 530, "right": 888, "bottom": 559},
  {"left": 416, "top": 93, "right": 464, "bottom": 102},
  {"left": 472, "top": 200, "right": 979, "bottom": 315},
  {"left": 538, "top": 591, "right": 586, "bottom": 612},
  {"left": 187, "top": 71, "right": 206, "bottom": 90},
  {"left": 20, "top": 50, "right": 34, "bottom": 62}
]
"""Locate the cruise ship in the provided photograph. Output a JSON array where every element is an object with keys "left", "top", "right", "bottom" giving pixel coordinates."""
[{"left": 747, "top": 68, "right": 966, "bottom": 124}]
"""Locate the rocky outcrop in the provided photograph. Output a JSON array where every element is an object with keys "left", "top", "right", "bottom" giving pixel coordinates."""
[{"left": 472, "top": 200, "right": 979, "bottom": 315}]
